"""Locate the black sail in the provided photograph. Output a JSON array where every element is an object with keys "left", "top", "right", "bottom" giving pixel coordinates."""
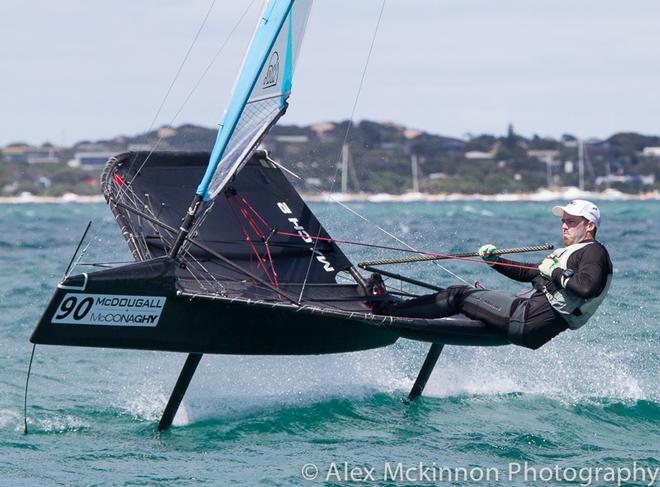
[{"left": 102, "top": 151, "right": 353, "bottom": 298}]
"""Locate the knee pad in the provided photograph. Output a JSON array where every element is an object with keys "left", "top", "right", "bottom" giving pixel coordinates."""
[
  {"left": 461, "top": 289, "right": 516, "bottom": 317},
  {"left": 434, "top": 285, "right": 471, "bottom": 315}
]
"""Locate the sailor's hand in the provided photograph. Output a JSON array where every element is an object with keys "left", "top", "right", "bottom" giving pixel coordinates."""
[
  {"left": 538, "top": 257, "right": 559, "bottom": 278},
  {"left": 479, "top": 244, "right": 498, "bottom": 265}
]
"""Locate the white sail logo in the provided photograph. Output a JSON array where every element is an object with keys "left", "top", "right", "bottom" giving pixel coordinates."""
[
  {"left": 277, "top": 201, "right": 335, "bottom": 272},
  {"left": 263, "top": 51, "right": 280, "bottom": 88}
]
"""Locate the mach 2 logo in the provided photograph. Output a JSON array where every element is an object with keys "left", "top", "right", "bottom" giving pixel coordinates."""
[
  {"left": 277, "top": 201, "right": 335, "bottom": 272},
  {"left": 52, "top": 293, "right": 166, "bottom": 327},
  {"left": 263, "top": 51, "right": 280, "bottom": 89}
]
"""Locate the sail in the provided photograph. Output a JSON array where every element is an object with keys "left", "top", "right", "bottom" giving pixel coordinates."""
[
  {"left": 196, "top": 0, "right": 313, "bottom": 200},
  {"left": 104, "top": 150, "right": 354, "bottom": 287}
]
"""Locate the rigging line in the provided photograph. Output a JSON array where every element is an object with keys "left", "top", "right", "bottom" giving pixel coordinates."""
[
  {"left": 182, "top": 248, "right": 227, "bottom": 295},
  {"left": 181, "top": 257, "right": 213, "bottom": 293},
  {"left": 238, "top": 194, "right": 271, "bottom": 232},
  {"left": 121, "top": 0, "right": 259, "bottom": 193},
  {"left": 234, "top": 195, "right": 279, "bottom": 286},
  {"left": 123, "top": 0, "right": 218, "bottom": 180},
  {"left": 141, "top": 193, "right": 171, "bottom": 252},
  {"left": 278, "top": 170, "right": 471, "bottom": 284},
  {"left": 237, "top": 205, "right": 274, "bottom": 278},
  {"left": 113, "top": 180, "right": 171, "bottom": 255},
  {"left": 227, "top": 195, "right": 277, "bottom": 286},
  {"left": 275, "top": 231, "right": 438, "bottom": 254},
  {"left": 70, "top": 222, "right": 107, "bottom": 276},
  {"left": 325, "top": 195, "right": 471, "bottom": 285},
  {"left": 109, "top": 198, "right": 299, "bottom": 305},
  {"left": 77, "top": 261, "right": 135, "bottom": 267},
  {"left": 62, "top": 221, "right": 92, "bottom": 279},
  {"left": 23, "top": 344, "right": 36, "bottom": 434},
  {"left": 148, "top": 0, "right": 217, "bottom": 139},
  {"left": 108, "top": 192, "right": 149, "bottom": 262},
  {"left": 184, "top": 200, "right": 216, "bottom": 256},
  {"left": 298, "top": 0, "right": 387, "bottom": 302},
  {"left": 274, "top": 231, "right": 540, "bottom": 270}
]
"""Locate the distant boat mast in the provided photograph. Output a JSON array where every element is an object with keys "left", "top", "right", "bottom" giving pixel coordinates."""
[
  {"left": 411, "top": 153, "right": 420, "bottom": 192},
  {"left": 341, "top": 143, "right": 350, "bottom": 194},
  {"left": 578, "top": 138, "right": 585, "bottom": 191}
]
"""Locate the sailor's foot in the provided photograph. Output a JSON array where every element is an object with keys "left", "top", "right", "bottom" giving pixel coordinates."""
[
  {"left": 366, "top": 272, "right": 386, "bottom": 296},
  {"left": 365, "top": 272, "right": 387, "bottom": 313}
]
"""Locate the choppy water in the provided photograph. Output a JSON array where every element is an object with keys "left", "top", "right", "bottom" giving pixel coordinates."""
[{"left": 0, "top": 201, "right": 658, "bottom": 486}]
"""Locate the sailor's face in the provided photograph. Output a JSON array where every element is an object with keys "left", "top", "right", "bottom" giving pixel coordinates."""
[{"left": 561, "top": 212, "right": 589, "bottom": 246}]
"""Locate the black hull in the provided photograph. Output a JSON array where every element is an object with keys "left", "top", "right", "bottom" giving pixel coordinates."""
[
  {"left": 30, "top": 259, "right": 399, "bottom": 355},
  {"left": 30, "top": 258, "right": 509, "bottom": 355}
]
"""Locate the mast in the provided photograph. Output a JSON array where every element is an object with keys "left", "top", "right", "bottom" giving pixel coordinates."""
[
  {"left": 168, "top": 194, "right": 203, "bottom": 258},
  {"left": 169, "top": 0, "right": 313, "bottom": 259}
]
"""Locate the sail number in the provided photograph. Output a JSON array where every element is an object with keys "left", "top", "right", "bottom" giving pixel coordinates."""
[
  {"left": 52, "top": 293, "right": 166, "bottom": 327},
  {"left": 55, "top": 296, "right": 93, "bottom": 320}
]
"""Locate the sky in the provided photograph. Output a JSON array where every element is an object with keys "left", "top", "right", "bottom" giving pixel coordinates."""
[{"left": 1, "top": 0, "right": 659, "bottom": 147}]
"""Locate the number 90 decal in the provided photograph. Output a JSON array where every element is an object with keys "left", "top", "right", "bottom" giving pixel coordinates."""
[
  {"left": 55, "top": 296, "right": 93, "bottom": 321},
  {"left": 51, "top": 293, "right": 166, "bottom": 327}
]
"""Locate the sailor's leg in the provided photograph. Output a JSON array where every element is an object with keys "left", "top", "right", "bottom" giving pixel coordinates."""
[
  {"left": 460, "top": 290, "right": 527, "bottom": 346},
  {"left": 158, "top": 353, "right": 203, "bottom": 431},
  {"left": 382, "top": 286, "right": 468, "bottom": 319},
  {"left": 407, "top": 343, "right": 444, "bottom": 402}
]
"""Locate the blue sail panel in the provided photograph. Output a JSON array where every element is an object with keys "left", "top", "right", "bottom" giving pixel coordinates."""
[{"left": 197, "top": 0, "right": 312, "bottom": 200}]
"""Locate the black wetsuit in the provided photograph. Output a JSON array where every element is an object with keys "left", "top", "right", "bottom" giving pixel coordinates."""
[{"left": 380, "top": 240, "right": 612, "bottom": 349}]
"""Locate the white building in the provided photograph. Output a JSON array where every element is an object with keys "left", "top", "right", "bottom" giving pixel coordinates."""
[
  {"left": 273, "top": 135, "right": 309, "bottom": 144},
  {"left": 527, "top": 149, "right": 560, "bottom": 165},
  {"left": 69, "top": 152, "right": 114, "bottom": 169},
  {"left": 642, "top": 147, "right": 660, "bottom": 157},
  {"left": 464, "top": 150, "right": 494, "bottom": 160},
  {"left": 2, "top": 146, "right": 60, "bottom": 164}
]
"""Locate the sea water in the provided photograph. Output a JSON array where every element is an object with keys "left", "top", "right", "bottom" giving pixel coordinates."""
[{"left": 0, "top": 201, "right": 658, "bottom": 485}]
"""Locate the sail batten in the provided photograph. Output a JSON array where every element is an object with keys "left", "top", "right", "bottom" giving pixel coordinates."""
[{"left": 196, "top": 0, "right": 312, "bottom": 201}]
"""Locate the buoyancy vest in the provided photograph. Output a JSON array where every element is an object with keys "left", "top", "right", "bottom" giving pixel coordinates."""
[{"left": 542, "top": 241, "right": 612, "bottom": 330}]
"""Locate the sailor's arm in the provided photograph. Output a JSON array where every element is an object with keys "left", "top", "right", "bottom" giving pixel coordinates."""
[
  {"left": 492, "top": 257, "right": 540, "bottom": 282},
  {"left": 549, "top": 245, "right": 609, "bottom": 299},
  {"left": 478, "top": 244, "right": 539, "bottom": 282}
]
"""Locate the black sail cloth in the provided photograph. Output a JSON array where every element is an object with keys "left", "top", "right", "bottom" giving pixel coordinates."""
[{"left": 103, "top": 151, "right": 353, "bottom": 296}]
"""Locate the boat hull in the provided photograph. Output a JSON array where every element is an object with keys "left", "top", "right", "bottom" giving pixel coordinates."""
[{"left": 30, "top": 259, "right": 400, "bottom": 355}]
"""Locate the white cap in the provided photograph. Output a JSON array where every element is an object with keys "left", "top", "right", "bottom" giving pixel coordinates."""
[{"left": 552, "top": 199, "right": 600, "bottom": 228}]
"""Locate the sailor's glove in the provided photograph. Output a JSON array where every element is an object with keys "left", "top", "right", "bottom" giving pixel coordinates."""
[
  {"left": 479, "top": 244, "right": 498, "bottom": 265},
  {"left": 538, "top": 257, "right": 559, "bottom": 278}
]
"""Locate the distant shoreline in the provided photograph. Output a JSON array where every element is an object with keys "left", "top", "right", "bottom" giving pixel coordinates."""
[{"left": 0, "top": 188, "right": 658, "bottom": 205}]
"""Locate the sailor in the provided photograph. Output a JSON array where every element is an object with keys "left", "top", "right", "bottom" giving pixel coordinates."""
[{"left": 370, "top": 200, "right": 613, "bottom": 349}]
